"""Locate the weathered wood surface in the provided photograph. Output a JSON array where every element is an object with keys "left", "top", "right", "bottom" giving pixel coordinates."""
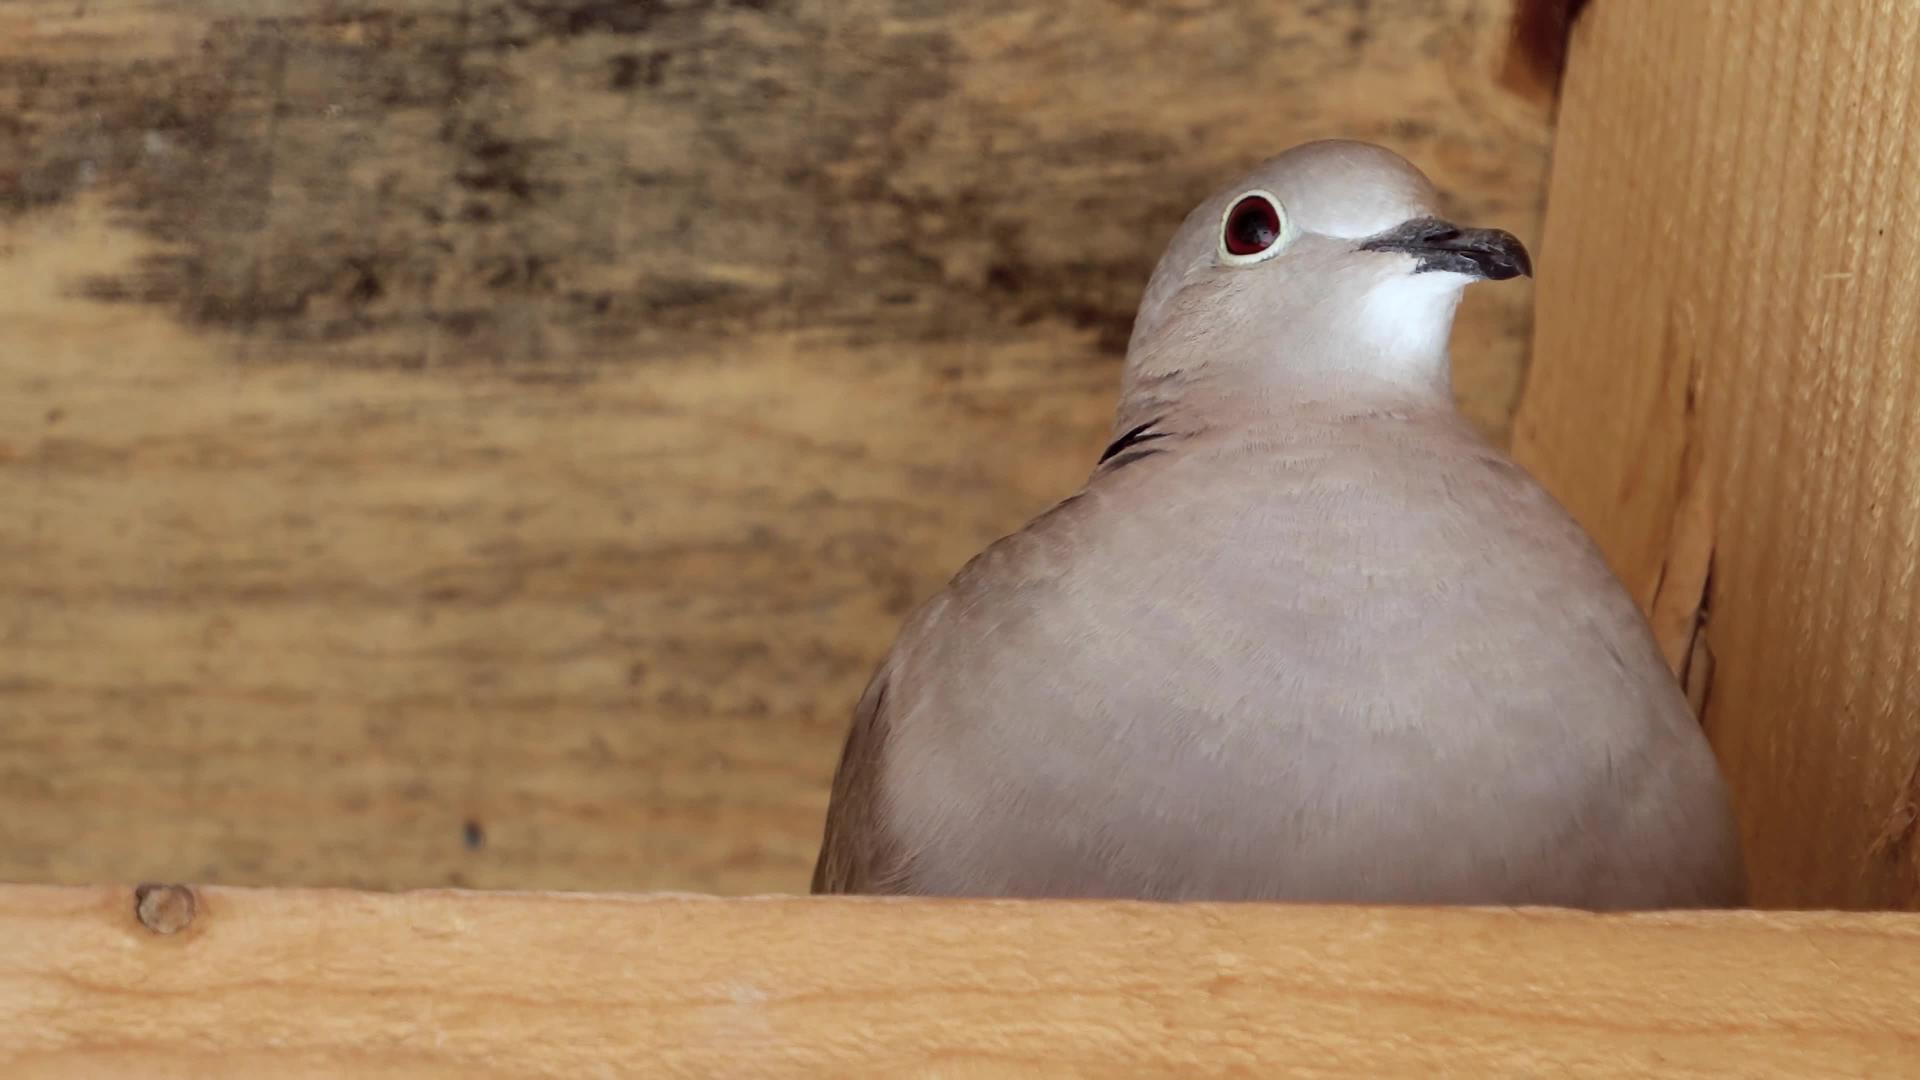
[
  {"left": 5, "top": 886, "right": 1919, "bottom": 1077},
  {"left": 1513, "top": 0, "right": 1920, "bottom": 909},
  {"left": 0, "top": 1, "right": 1553, "bottom": 893}
]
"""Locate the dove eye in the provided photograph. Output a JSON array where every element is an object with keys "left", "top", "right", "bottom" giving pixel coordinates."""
[{"left": 1219, "top": 190, "right": 1288, "bottom": 265}]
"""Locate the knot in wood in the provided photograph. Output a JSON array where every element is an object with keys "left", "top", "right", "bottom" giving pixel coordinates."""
[{"left": 134, "top": 883, "right": 198, "bottom": 935}]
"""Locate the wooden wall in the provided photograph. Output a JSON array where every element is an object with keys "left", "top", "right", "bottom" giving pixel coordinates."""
[
  {"left": 0, "top": 0, "right": 1554, "bottom": 893},
  {"left": 1514, "top": 0, "right": 1920, "bottom": 909}
]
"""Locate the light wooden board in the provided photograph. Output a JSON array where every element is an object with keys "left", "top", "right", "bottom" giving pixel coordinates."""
[
  {"left": 0, "top": 1, "right": 1553, "bottom": 894},
  {"left": 1512, "top": 0, "right": 1920, "bottom": 908},
  {"left": 3, "top": 886, "right": 1919, "bottom": 1077}
]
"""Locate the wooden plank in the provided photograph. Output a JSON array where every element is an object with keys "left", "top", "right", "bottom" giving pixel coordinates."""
[
  {"left": 1512, "top": 0, "right": 1920, "bottom": 908},
  {"left": 0, "top": 2, "right": 1554, "bottom": 894},
  {"left": 3, "top": 886, "right": 1919, "bottom": 1077}
]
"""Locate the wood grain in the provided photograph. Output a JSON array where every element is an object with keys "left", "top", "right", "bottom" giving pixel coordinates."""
[
  {"left": 3, "top": 886, "right": 1919, "bottom": 1077},
  {"left": 0, "top": 0, "right": 1552, "bottom": 893},
  {"left": 1512, "top": 0, "right": 1920, "bottom": 908}
]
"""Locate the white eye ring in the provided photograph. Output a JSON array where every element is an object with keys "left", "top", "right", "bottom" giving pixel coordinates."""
[{"left": 1217, "top": 189, "right": 1291, "bottom": 266}]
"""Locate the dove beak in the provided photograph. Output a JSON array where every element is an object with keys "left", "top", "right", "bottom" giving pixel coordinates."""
[{"left": 1359, "top": 217, "right": 1533, "bottom": 281}]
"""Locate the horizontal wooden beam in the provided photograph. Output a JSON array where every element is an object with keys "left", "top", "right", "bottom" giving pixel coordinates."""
[{"left": 3, "top": 886, "right": 1918, "bottom": 1076}]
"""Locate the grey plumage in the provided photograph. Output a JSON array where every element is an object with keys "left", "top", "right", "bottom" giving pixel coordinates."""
[{"left": 812, "top": 140, "right": 1746, "bottom": 908}]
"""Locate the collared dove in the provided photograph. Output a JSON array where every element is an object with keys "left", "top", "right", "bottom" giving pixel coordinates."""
[{"left": 812, "top": 139, "right": 1746, "bottom": 908}]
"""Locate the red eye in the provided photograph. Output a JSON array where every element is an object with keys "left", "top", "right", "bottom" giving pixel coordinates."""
[{"left": 1223, "top": 194, "right": 1282, "bottom": 257}]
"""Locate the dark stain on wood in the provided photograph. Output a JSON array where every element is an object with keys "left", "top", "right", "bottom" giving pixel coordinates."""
[
  {"left": 5, "top": 1, "right": 1181, "bottom": 365},
  {"left": 1501, "top": 0, "right": 1590, "bottom": 103},
  {"left": 4, "top": 0, "right": 1547, "bottom": 378}
]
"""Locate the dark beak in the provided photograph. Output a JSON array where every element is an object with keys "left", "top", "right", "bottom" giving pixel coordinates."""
[{"left": 1358, "top": 217, "right": 1532, "bottom": 281}]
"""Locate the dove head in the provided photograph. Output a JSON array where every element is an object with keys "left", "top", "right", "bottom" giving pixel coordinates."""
[{"left": 1122, "top": 140, "right": 1529, "bottom": 417}]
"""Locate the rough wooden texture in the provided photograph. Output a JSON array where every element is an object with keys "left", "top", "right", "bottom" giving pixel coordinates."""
[
  {"left": 4, "top": 886, "right": 1919, "bottom": 1077},
  {"left": 0, "top": 0, "right": 1552, "bottom": 893},
  {"left": 1512, "top": 0, "right": 1920, "bottom": 909}
]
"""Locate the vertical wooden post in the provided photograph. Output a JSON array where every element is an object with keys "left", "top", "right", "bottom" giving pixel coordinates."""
[{"left": 1514, "top": 0, "right": 1920, "bottom": 908}]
